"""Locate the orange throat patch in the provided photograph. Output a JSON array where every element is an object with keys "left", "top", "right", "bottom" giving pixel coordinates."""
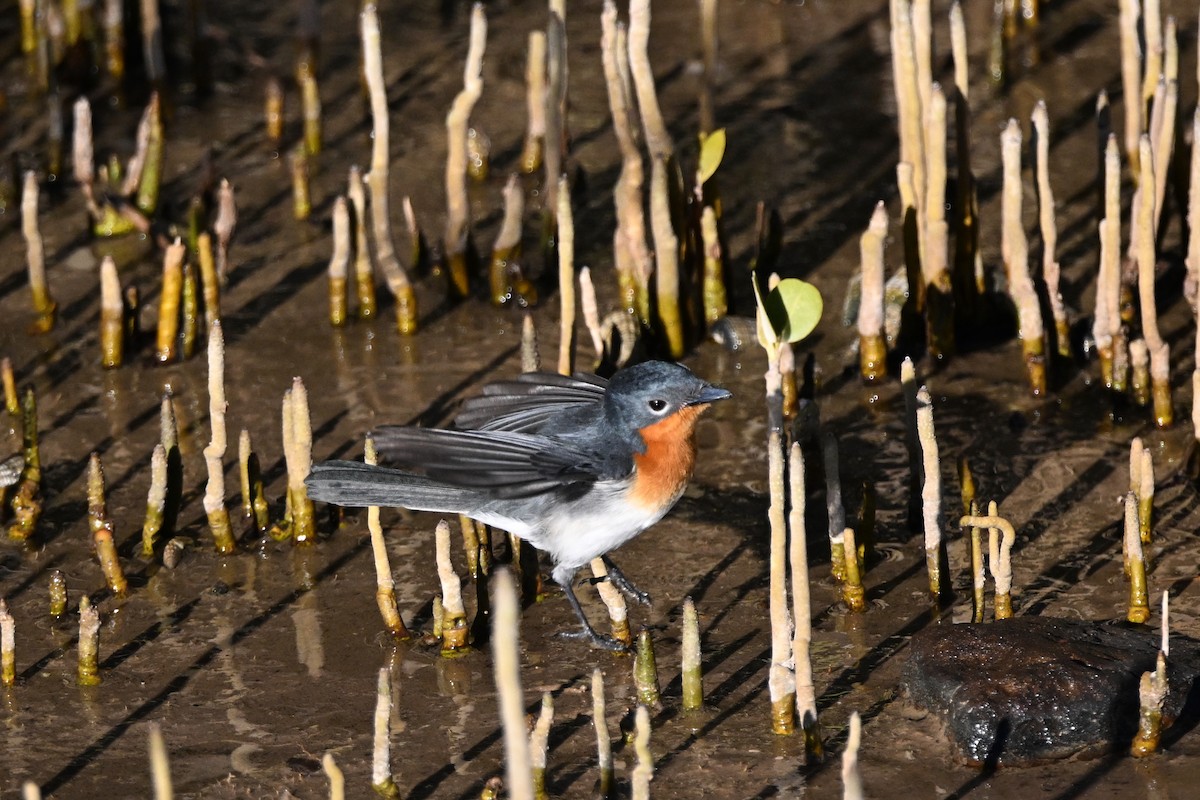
[{"left": 628, "top": 404, "right": 709, "bottom": 511}]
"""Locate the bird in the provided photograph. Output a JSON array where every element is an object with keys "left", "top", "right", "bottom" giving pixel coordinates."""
[{"left": 305, "top": 360, "right": 732, "bottom": 650}]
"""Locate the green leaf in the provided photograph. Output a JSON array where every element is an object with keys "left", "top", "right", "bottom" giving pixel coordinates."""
[
  {"left": 763, "top": 278, "right": 823, "bottom": 344},
  {"left": 698, "top": 128, "right": 727, "bottom": 185}
]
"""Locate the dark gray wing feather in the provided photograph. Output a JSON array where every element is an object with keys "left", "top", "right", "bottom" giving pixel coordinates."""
[
  {"left": 367, "top": 427, "right": 629, "bottom": 499},
  {"left": 452, "top": 371, "right": 608, "bottom": 433}
]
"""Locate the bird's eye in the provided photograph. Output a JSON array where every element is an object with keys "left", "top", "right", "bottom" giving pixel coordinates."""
[{"left": 648, "top": 399, "right": 668, "bottom": 413}]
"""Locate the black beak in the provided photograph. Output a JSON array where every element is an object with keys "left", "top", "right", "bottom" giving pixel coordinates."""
[{"left": 688, "top": 384, "right": 733, "bottom": 406}]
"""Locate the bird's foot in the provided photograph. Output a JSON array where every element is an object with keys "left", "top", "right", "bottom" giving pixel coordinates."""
[
  {"left": 602, "top": 558, "right": 652, "bottom": 606},
  {"left": 555, "top": 626, "right": 630, "bottom": 652}
]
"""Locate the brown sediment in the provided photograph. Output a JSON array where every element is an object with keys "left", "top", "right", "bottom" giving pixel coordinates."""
[
  {"left": 197, "top": 233, "right": 220, "bottom": 329},
  {"left": 1131, "top": 651, "right": 1168, "bottom": 757},
  {"left": 361, "top": 4, "right": 417, "bottom": 334},
  {"left": 589, "top": 557, "right": 631, "bottom": 647},
  {"left": 1000, "top": 120, "right": 1046, "bottom": 396},
  {"left": 0, "top": 599, "right": 14, "bottom": 687},
  {"left": 529, "top": 692, "right": 553, "bottom": 800},
  {"left": 443, "top": 3, "right": 487, "bottom": 299},
  {"left": 265, "top": 77, "right": 284, "bottom": 143},
  {"left": 214, "top": 179, "right": 236, "bottom": 283},
  {"left": 76, "top": 596, "right": 101, "bottom": 686},
  {"left": 650, "top": 155, "right": 684, "bottom": 358},
  {"left": 48, "top": 570, "right": 67, "bottom": 618},
  {"left": 8, "top": 388, "right": 43, "bottom": 542},
  {"left": 767, "top": 429, "right": 795, "bottom": 733},
  {"left": 99, "top": 257, "right": 123, "bottom": 368},
  {"left": 327, "top": 197, "right": 350, "bottom": 326},
  {"left": 1031, "top": 101, "right": 1069, "bottom": 357},
  {"left": 556, "top": 174, "right": 576, "bottom": 376},
  {"left": 140, "top": 444, "right": 167, "bottom": 557},
  {"left": 370, "top": 667, "right": 401, "bottom": 798},
  {"left": 700, "top": 206, "right": 727, "bottom": 326},
  {"left": 88, "top": 453, "right": 128, "bottom": 597},
  {"left": 519, "top": 32, "right": 546, "bottom": 173},
  {"left": 592, "top": 668, "right": 613, "bottom": 797},
  {"left": 347, "top": 167, "right": 376, "bottom": 319},
  {"left": 788, "top": 442, "right": 822, "bottom": 761},
  {"left": 298, "top": 60, "right": 321, "bottom": 156},
  {"left": 634, "top": 628, "right": 662, "bottom": 709},
  {"left": 601, "top": 1, "right": 652, "bottom": 322},
  {"left": 291, "top": 147, "right": 311, "bottom": 221},
  {"left": 436, "top": 520, "right": 470, "bottom": 654},
  {"left": 2, "top": 359, "right": 17, "bottom": 416},
  {"left": 857, "top": 201, "right": 888, "bottom": 382},
  {"left": 22, "top": 171, "right": 56, "bottom": 334},
  {"left": 156, "top": 240, "right": 185, "bottom": 363},
  {"left": 203, "top": 322, "right": 237, "bottom": 554},
  {"left": 841, "top": 526, "right": 866, "bottom": 613}
]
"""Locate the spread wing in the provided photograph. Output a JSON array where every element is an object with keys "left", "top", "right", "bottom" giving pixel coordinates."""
[
  {"left": 451, "top": 371, "right": 608, "bottom": 433},
  {"left": 367, "top": 426, "right": 629, "bottom": 499}
]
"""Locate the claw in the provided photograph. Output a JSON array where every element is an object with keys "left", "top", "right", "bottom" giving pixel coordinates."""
[
  {"left": 602, "top": 557, "right": 652, "bottom": 606},
  {"left": 556, "top": 627, "right": 630, "bottom": 652}
]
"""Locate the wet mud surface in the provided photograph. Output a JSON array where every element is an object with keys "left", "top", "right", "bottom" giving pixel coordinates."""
[{"left": 2, "top": 0, "right": 1200, "bottom": 797}]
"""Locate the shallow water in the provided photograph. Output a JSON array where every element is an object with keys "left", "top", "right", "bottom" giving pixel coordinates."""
[{"left": 2, "top": 0, "right": 1200, "bottom": 797}]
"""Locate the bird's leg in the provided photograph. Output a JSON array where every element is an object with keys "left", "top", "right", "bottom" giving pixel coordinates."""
[
  {"left": 600, "top": 555, "right": 652, "bottom": 605},
  {"left": 554, "top": 567, "right": 629, "bottom": 651}
]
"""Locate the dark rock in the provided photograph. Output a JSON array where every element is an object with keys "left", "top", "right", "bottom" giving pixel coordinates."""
[{"left": 903, "top": 617, "right": 1200, "bottom": 766}]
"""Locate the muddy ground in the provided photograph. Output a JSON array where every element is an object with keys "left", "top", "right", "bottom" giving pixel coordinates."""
[{"left": 2, "top": 0, "right": 1200, "bottom": 797}]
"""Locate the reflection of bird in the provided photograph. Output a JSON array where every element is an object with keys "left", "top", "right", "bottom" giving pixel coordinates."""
[
  {"left": 307, "top": 360, "right": 732, "bottom": 649},
  {"left": 0, "top": 453, "right": 23, "bottom": 488}
]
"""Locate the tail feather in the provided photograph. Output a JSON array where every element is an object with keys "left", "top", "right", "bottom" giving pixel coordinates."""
[{"left": 306, "top": 461, "right": 478, "bottom": 513}]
